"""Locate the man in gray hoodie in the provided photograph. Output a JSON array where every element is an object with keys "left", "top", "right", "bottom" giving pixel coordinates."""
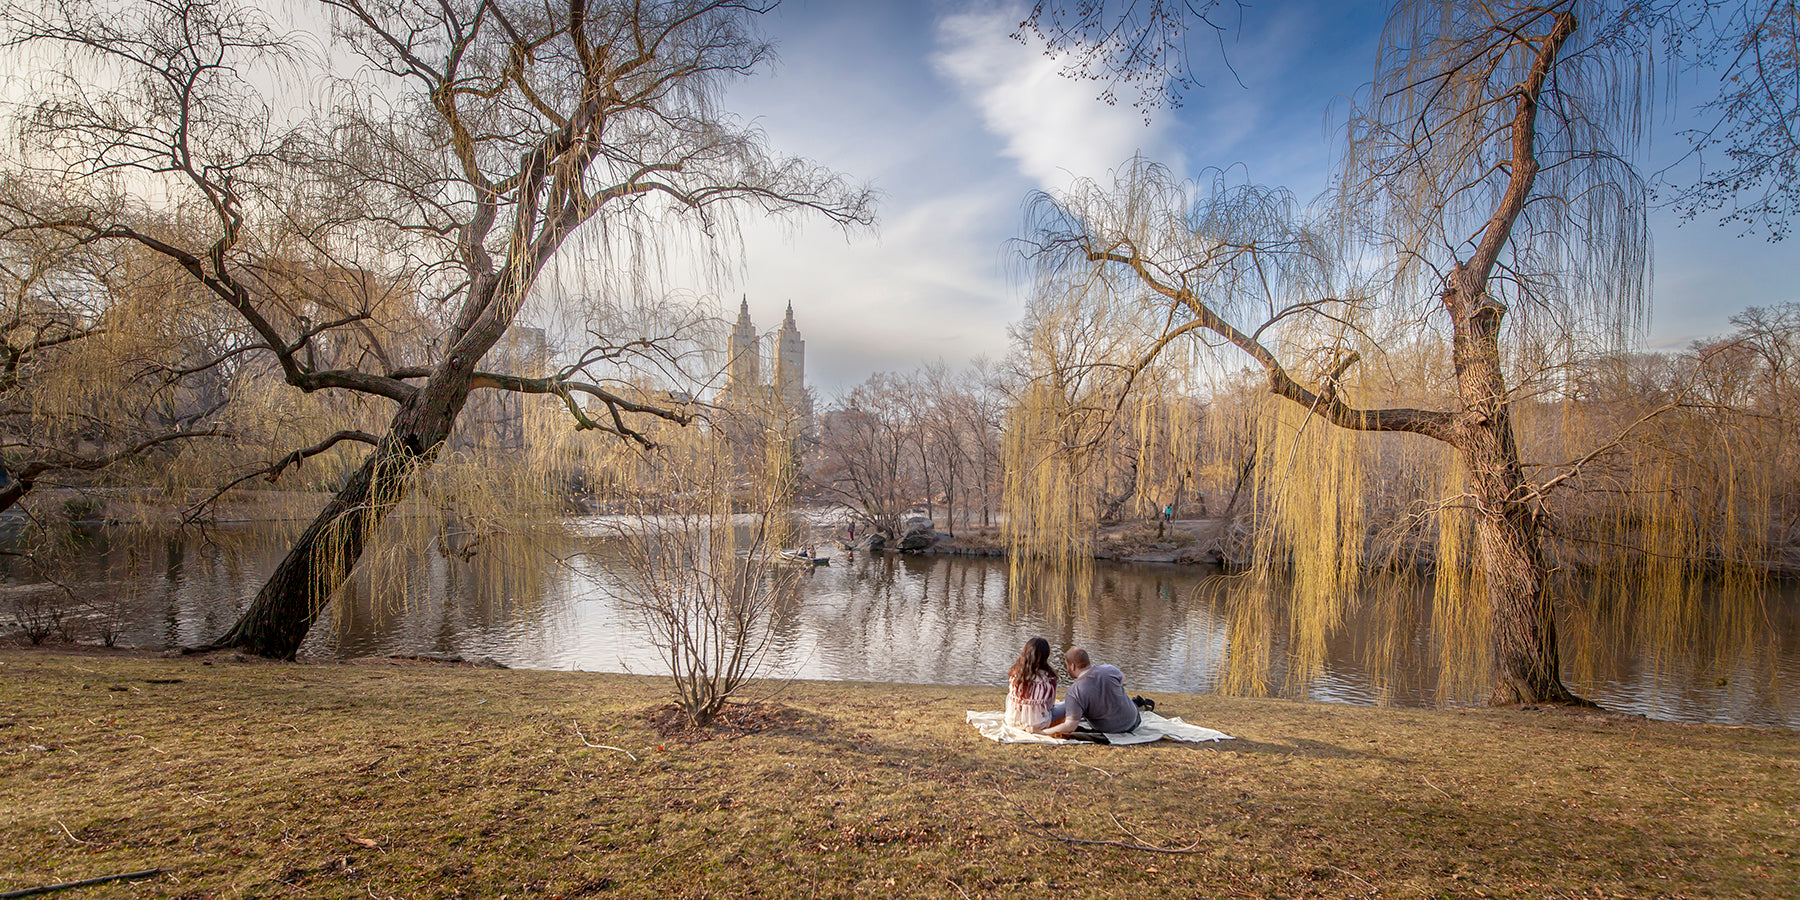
[{"left": 1043, "top": 646, "right": 1141, "bottom": 737}]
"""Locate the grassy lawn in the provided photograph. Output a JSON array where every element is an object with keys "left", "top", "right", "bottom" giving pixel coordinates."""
[{"left": 1, "top": 647, "right": 1795, "bottom": 898}]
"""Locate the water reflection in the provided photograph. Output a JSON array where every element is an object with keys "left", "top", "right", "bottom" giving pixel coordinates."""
[{"left": 3, "top": 520, "right": 1795, "bottom": 728}]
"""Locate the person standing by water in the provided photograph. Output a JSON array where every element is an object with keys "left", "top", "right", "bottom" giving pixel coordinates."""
[{"left": 1004, "top": 637, "right": 1058, "bottom": 732}]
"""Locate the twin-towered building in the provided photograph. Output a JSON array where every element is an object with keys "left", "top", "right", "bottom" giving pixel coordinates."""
[{"left": 723, "top": 297, "right": 812, "bottom": 433}]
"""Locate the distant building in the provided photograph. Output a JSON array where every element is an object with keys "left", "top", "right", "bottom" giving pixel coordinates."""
[
  {"left": 722, "top": 297, "right": 812, "bottom": 434},
  {"left": 775, "top": 304, "right": 806, "bottom": 415},
  {"left": 727, "top": 297, "right": 761, "bottom": 401}
]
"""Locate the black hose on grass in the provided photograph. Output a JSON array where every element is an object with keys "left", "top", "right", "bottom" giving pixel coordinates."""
[{"left": 0, "top": 869, "right": 164, "bottom": 898}]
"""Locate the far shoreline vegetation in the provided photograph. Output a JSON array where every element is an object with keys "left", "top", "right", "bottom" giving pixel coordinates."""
[
  {"left": 23, "top": 481, "right": 1800, "bottom": 577},
  {"left": 2, "top": 647, "right": 1797, "bottom": 899}
]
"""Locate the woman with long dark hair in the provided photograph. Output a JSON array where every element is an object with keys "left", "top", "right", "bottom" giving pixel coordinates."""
[{"left": 1005, "top": 637, "right": 1059, "bottom": 732}]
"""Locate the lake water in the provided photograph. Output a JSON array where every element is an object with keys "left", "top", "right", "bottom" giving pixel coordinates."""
[{"left": 5, "top": 519, "right": 1796, "bottom": 728}]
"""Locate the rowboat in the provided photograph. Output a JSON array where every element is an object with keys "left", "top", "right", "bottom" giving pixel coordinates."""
[{"left": 778, "top": 549, "right": 830, "bottom": 566}]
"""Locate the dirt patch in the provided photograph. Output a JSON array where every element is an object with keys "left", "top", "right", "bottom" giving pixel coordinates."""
[{"left": 646, "top": 700, "right": 818, "bottom": 741}]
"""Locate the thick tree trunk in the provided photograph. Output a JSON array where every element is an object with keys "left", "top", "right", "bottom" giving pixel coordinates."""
[
  {"left": 207, "top": 440, "right": 411, "bottom": 658},
  {"left": 1458, "top": 423, "right": 1577, "bottom": 705},
  {"left": 1446, "top": 275, "right": 1580, "bottom": 705},
  {"left": 208, "top": 360, "right": 481, "bottom": 658}
]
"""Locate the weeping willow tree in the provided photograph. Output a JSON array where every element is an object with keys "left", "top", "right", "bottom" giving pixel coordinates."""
[
  {"left": 0, "top": 204, "right": 239, "bottom": 519},
  {"left": 1527, "top": 334, "right": 1786, "bottom": 697},
  {"left": 1002, "top": 291, "right": 1096, "bottom": 590},
  {"left": 1016, "top": 1, "right": 1679, "bottom": 706},
  {"left": 1001, "top": 256, "right": 1187, "bottom": 613},
  {"left": 1001, "top": 287, "right": 1214, "bottom": 616},
  {"left": 0, "top": 0, "right": 872, "bottom": 658},
  {"left": 1002, "top": 377, "right": 1098, "bottom": 615}
]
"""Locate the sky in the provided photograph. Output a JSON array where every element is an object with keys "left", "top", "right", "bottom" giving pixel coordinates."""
[{"left": 713, "top": 0, "right": 1799, "bottom": 396}]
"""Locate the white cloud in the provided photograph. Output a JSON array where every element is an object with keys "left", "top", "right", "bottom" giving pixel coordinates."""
[
  {"left": 733, "top": 185, "right": 1023, "bottom": 395},
  {"left": 930, "top": 4, "right": 1184, "bottom": 191},
  {"left": 688, "top": 2, "right": 1049, "bottom": 394}
]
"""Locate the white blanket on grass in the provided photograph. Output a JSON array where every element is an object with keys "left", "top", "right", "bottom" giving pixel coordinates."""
[{"left": 965, "top": 709, "right": 1233, "bottom": 745}]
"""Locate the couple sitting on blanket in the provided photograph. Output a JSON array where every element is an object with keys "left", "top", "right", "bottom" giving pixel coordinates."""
[{"left": 1004, "top": 637, "right": 1145, "bottom": 738}]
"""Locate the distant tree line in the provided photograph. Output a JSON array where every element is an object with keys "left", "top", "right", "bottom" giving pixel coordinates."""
[{"left": 796, "top": 301, "right": 1800, "bottom": 571}]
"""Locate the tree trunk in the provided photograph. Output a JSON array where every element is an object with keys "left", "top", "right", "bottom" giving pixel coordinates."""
[
  {"left": 1458, "top": 425, "right": 1577, "bottom": 705},
  {"left": 1217, "top": 455, "right": 1256, "bottom": 527},
  {"left": 206, "top": 442, "right": 408, "bottom": 658},
  {"left": 945, "top": 469, "right": 956, "bottom": 538},
  {"left": 208, "top": 364, "right": 479, "bottom": 658},
  {"left": 1446, "top": 276, "right": 1580, "bottom": 705}
]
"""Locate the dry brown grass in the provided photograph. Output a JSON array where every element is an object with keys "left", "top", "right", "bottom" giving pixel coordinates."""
[{"left": 1, "top": 646, "right": 1795, "bottom": 899}]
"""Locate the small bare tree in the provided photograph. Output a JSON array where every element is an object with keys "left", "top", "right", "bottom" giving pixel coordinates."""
[
  {"left": 603, "top": 424, "right": 798, "bottom": 727},
  {"left": 9, "top": 590, "right": 64, "bottom": 644}
]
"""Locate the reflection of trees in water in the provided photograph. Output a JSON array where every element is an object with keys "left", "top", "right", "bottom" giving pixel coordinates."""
[
  {"left": 328, "top": 556, "right": 449, "bottom": 657},
  {"left": 1196, "top": 568, "right": 1793, "bottom": 720},
  {"left": 796, "top": 555, "right": 1224, "bottom": 690},
  {"left": 803, "top": 554, "right": 922, "bottom": 680},
  {"left": 798, "top": 553, "right": 1016, "bottom": 685},
  {"left": 9, "top": 523, "right": 296, "bottom": 649},
  {"left": 1356, "top": 575, "right": 1432, "bottom": 706},
  {"left": 1203, "top": 571, "right": 1442, "bottom": 707},
  {"left": 3, "top": 517, "right": 570, "bottom": 659},
  {"left": 323, "top": 523, "right": 563, "bottom": 658},
  {"left": 161, "top": 536, "right": 184, "bottom": 648},
  {"left": 1554, "top": 576, "right": 1791, "bottom": 723},
  {"left": 1006, "top": 559, "right": 1233, "bottom": 692},
  {"left": 1084, "top": 567, "right": 1220, "bottom": 686},
  {"left": 765, "top": 562, "right": 807, "bottom": 661}
]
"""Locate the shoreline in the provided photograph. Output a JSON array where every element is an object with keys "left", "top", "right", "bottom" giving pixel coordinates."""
[
  {"left": 889, "top": 522, "right": 1800, "bottom": 575},
  {"left": 24, "top": 489, "right": 1800, "bottom": 574},
  {"left": 13, "top": 639, "right": 1796, "bottom": 731}
]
